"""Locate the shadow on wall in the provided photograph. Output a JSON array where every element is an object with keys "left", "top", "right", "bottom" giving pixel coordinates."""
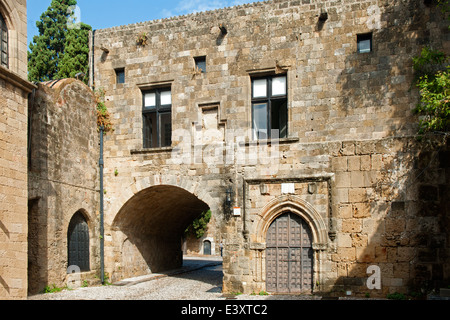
[
  {"left": 326, "top": 1, "right": 450, "bottom": 298},
  {"left": 111, "top": 185, "right": 210, "bottom": 281},
  {"left": 335, "top": 0, "right": 448, "bottom": 140},
  {"left": 326, "top": 136, "right": 450, "bottom": 298},
  {"left": 27, "top": 79, "right": 99, "bottom": 295}
]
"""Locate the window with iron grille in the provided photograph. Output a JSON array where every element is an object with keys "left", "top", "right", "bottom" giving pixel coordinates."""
[
  {"left": 251, "top": 75, "right": 288, "bottom": 140},
  {"left": 142, "top": 88, "right": 172, "bottom": 148},
  {"left": 0, "top": 13, "right": 8, "bottom": 68}
]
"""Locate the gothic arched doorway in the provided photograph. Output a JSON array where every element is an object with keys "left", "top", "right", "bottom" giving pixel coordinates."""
[{"left": 266, "top": 211, "right": 313, "bottom": 293}]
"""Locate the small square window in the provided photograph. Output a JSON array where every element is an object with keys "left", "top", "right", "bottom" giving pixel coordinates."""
[
  {"left": 357, "top": 33, "right": 372, "bottom": 53},
  {"left": 115, "top": 68, "right": 125, "bottom": 84},
  {"left": 194, "top": 56, "right": 206, "bottom": 73}
]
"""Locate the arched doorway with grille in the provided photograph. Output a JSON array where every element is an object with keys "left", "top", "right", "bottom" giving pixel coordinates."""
[
  {"left": 67, "top": 211, "right": 90, "bottom": 272},
  {"left": 266, "top": 211, "right": 313, "bottom": 293}
]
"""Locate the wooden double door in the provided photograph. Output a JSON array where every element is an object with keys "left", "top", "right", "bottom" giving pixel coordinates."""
[{"left": 266, "top": 212, "right": 313, "bottom": 293}]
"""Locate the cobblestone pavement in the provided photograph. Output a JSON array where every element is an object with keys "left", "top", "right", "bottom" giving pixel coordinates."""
[{"left": 26, "top": 256, "right": 374, "bottom": 301}]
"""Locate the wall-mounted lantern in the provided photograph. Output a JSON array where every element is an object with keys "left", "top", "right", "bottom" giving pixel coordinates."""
[{"left": 225, "top": 187, "right": 233, "bottom": 209}]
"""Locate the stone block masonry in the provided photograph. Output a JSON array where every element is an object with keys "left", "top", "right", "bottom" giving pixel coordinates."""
[
  {"left": 0, "top": 0, "right": 36, "bottom": 299},
  {"left": 27, "top": 79, "right": 100, "bottom": 295},
  {"left": 91, "top": 0, "right": 450, "bottom": 296},
  {"left": 0, "top": 76, "right": 30, "bottom": 299}
]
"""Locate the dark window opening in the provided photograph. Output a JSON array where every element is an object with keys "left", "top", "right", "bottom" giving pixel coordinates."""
[
  {"left": 357, "top": 33, "right": 372, "bottom": 53},
  {"left": 142, "top": 88, "right": 172, "bottom": 148},
  {"left": 194, "top": 56, "right": 206, "bottom": 73},
  {"left": 0, "top": 13, "right": 8, "bottom": 68},
  {"left": 115, "top": 68, "right": 125, "bottom": 84},
  {"left": 251, "top": 75, "right": 288, "bottom": 140}
]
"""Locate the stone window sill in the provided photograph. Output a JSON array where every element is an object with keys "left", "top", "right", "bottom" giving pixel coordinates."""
[
  {"left": 240, "top": 137, "right": 299, "bottom": 147},
  {"left": 130, "top": 147, "right": 173, "bottom": 155}
]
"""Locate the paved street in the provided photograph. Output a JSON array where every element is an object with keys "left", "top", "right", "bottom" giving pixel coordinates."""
[
  {"left": 25, "top": 256, "right": 432, "bottom": 320},
  {"left": 28, "top": 256, "right": 322, "bottom": 301}
]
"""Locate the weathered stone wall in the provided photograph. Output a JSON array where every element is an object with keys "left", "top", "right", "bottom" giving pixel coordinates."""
[
  {"left": 91, "top": 0, "right": 450, "bottom": 295},
  {"left": 0, "top": 75, "right": 32, "bottom": 299},
  {"left": 28, "top": 79, "right": 100, "bottom": 294},
  {"left": 226, "top": 136, "right": 449, "bottom": 296},
  {"left": 0, "top": 0, "right": 34, "bottom": 300},
  {"left": 0, "top": 0, "right": 28, "bottom": 78}
]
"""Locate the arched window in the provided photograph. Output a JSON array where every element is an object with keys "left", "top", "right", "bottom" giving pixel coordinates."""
[
  {"left": 67, "top": 211, "right": 90, "bottom": 272},
  {"left": 0, "top": 13, "right": 8, "bottom": 68}
]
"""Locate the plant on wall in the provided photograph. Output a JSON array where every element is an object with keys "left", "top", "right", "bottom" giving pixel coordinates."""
[
  {"left": 95, "top": 88, "right": 114, "bottom": 133},
  {"left": 136, "top": 31, "right": 148, "bottom": 46}
]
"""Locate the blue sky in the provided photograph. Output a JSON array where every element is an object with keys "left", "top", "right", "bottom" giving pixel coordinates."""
[{"left": 27, "top": 0, "right": 261, "bottom": 45}]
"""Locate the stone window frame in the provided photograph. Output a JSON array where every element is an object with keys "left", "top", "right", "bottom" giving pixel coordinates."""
[
  {"left": 194, "top": 56, "right": 206, "bottom": 73},
  {"left": 0, "top": 12, "right": 8, "bottom": 68},
  {"left": 250, "top": 73, "right": 288, "bottom": 141},
  {"left": 357, "top": 32, "right": 373, "bottom": 54},
  {"left": 141, "top": 86, "right": 172, "bottom": 149},
  {"left": 115, "top": 67, "right": 125, "bottom": 84}
]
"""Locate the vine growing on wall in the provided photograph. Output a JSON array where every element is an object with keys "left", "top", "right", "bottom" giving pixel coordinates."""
[{"left": 95, "top": 88, "right": 114, "bottom": 133}]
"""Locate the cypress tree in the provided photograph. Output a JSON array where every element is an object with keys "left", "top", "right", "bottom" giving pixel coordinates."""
[
  {"left": 57, "top": 23, "right": 92, "bottom": 83},
  {"left": 28, "top": 0, "right": 91, "bottom": 83}
]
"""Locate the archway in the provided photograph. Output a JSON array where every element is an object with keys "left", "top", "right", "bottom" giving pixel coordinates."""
[{"left": 112, "top": 185, "right": 210, "bottom": 279}]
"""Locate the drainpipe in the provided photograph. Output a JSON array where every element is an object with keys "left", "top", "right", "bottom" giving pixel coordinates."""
[
  {"left": 89, "top": 29, "right": 96, "bottom": 89},
  {"left": 99, "top": 126, "right": 105, "bottom": 284}
]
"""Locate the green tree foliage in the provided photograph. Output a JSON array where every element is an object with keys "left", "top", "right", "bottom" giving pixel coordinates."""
[
  {"left": 28, "top": 0, "right": 91, "bottom": 83},
  {"left": 184, "top": 210, "right": 212, "bottom": 239},
  {"left": 412, "top": 1, "right": 450, "bottom": 133},
  {"left": 57, "top": 23, "right": 92, "bottom": 82},
  {"left": 413, "top": 48, "right": 450, "bottom": 133}
]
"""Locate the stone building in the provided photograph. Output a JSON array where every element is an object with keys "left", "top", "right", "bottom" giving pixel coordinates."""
[
  {"left": 0, "top": 0, "right": 35, "bottom": 299},
  {"left": 90, "top": 0, "right": 450, "bottom": 296},
  {"left": 71, "top": 0, "right": 450, "bottom": 298},
  {"left": 27, "top": 79, "right": 100, "bottom": 295}
]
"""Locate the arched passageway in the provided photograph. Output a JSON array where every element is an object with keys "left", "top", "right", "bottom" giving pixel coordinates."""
[{"left": 112, "top": 185, "right": 210, "bottom": 278}]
